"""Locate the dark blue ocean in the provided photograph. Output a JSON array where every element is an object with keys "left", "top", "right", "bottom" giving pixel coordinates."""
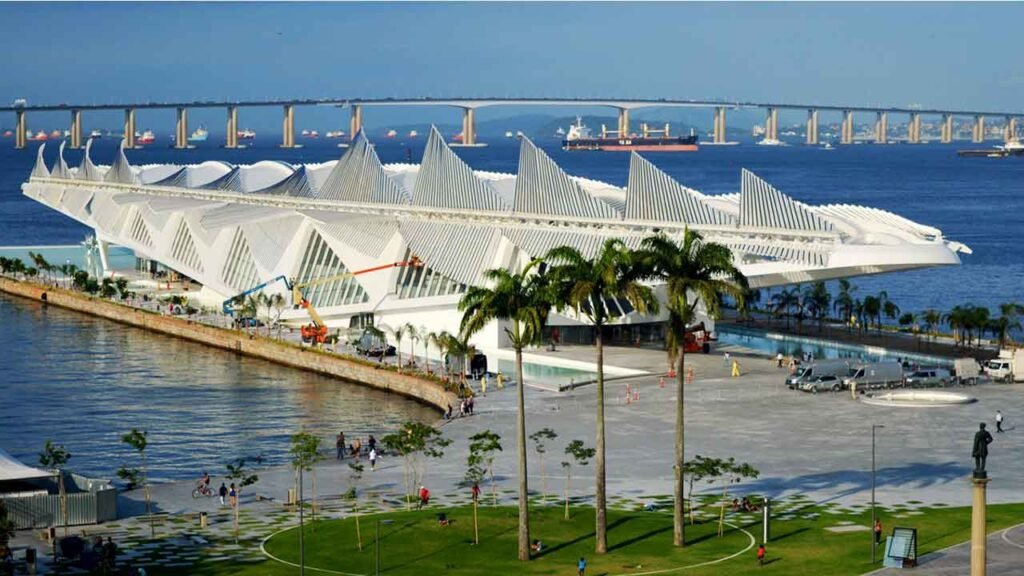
[{"left": 1, "top": 135, "right": 1022, "bottom": 480}]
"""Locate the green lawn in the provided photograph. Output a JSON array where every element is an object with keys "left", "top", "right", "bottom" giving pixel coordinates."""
[{"left": 164, "top": 501, "right": 1024, "bottom": 576}]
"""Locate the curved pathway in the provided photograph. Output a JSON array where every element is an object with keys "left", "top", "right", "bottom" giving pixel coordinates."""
[{"left": 869, "top": 523, "right": 1024, "bottom": 575}]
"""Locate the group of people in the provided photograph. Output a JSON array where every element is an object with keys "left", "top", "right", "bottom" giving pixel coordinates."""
[
  {"left": 443, "top": 396, "right": 475, "bottom": 420},
  {"left": 90, "top": 536, "right": 118, "bottom": 573},
  {"left": 731, "top": 497, "right": 761, "bottom": 513},
  {"left": 336, "top": 431, "right": 379, "bottom": 470}
]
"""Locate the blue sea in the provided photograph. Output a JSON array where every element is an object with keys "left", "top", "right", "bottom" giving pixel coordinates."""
[{"left": 0, "top": 135, "right": 1022, "bottom": 479}]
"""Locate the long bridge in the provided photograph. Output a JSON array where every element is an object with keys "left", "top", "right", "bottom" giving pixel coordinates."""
[{"left": 4, "top": 96, "right": 1021, "bottom": 150}]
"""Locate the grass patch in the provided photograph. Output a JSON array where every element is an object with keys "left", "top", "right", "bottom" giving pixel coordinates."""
[{"left": 152, "top": 502, "right": 1024, "bottom": 576}]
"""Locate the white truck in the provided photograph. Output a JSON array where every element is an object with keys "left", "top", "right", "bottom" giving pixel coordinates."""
[
  {"left": 984, "top": 349, "right": 1024, "bottom": 383},
  {"left": 953, "top": 357, "right": 982, "bottom": 385},
  {"left": 843, "top": 362, "right": 905, "bottom": 390}
]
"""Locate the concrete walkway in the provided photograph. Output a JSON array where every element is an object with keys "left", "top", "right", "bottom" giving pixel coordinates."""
[{"left": 871, "top": 523, "right": 1024, "bottom": 575}]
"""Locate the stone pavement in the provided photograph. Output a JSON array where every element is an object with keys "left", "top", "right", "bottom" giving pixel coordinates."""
[{"left": 871, "top": 523, "right": 1024, "bottom": 576}]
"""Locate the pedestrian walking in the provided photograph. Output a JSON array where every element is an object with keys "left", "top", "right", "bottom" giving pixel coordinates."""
[
  {"left": 732, "top": 359, "right": 742, "bottom": 378},
  {"left": 218, "top": 482, "right": 228, "bottom": 506},
  {"left": 481, "top": 374, "right": 488, "bottom": 396},
  {"left": 723, "top": 351, "right": 731, "bottom": 366},
  {"left": 229, "top": 483, "right": 237, "bottom": 508},
  {"left": 496, "top": 372, "right": 504, "bottom": 389},
  {"left": 368, "top": 435, "right": 377, "bottom": 453},
  {"left": 336, "top": 431, "right": 346, "bottom": 459},
  {"left": 577, "top": 557, "right": 586, "bottom": 576},
  {"left": 471, "top": 482, "right": 480, "bottom": 502},
  {"left": 776, "top": 352, "right": 784, "bottom": 368},
  {"left": 369, "top": 447, "right": 377, "bottom": 471},
  {"left": 996, "top": 410, "right": 1005, "bottom": 433},
  {"left": 874, "top": 519, "right": 883, "bottom": 546},
  {"left": 757, "top": 543, "right": 766, "bottom": 567}
]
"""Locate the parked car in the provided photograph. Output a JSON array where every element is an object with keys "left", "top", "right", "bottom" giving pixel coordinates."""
[
  {"left": 904, "top": 368, "right": 952, "bottom": 388},
  {"left": 800, "top": 374, "right": 845, "bottom": 393},
  {"left": 843, "top": 362, "right": 905, "bottom": 390},
  {"left": 786, "top": 360, "right": 852, "bottom": 390}
]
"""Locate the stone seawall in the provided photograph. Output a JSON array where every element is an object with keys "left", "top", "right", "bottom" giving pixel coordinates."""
[{"left": 0, "top": 277, "right": 454, "bottom": 411}]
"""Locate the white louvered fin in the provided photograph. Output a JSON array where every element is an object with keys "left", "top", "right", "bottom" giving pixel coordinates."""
[
  {"left": 626, "top": 153, "right": 734, "bottom": 225},
  {"left": 30, "top": 143, "right": 49, "bottom": 179},
  {"left": 399, "top": 220, "right": 503, "bottom": 286},
  {"left": 151, "top": 167, "right": 189, "bottom": 187},
  {"left": 254, "top": 166, "right": 315, "bottom": 197},
  {"left": 51, "top": 141, "right": 72, "bottom": 179},
  {"left": 198, "top": 167, "right": 244, "bottom": 191},
  {"left": 314, "top": 216, "right": 399, "bottom": 259},
  {"left": 412, "top": 126, "right": 507, "bottom": 211},
  {"left": 318, "top": 131, "right": 410, "bottom": 204},
  {"left": 104, "top": 140, "right": 138, "bottom": 184},
  {"left": 77, "top": 138, "right": 102, "bottom": 181},
  {"left": 503, "top": 228, "right": 642, "bottom": 261},
  {"left": 739, "top": 169, "right": 832, "bottom": 232},
  {"left": 514, "top": 136, "right": 621, "bottom": 219}
]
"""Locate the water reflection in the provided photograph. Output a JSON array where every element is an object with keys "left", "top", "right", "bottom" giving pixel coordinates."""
[{"left": 0, "top": 294, "right": 435, "bottom": 482}]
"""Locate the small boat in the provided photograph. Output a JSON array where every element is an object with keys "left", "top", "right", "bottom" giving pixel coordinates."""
[
  {"left": 188, "top": 127, "right": 209, "bottom": 143},
  {"left": 136, "top": 130, "right": 156, "bottom": 145},
  {"left": 50, "top": 129, "right": 63, "bottom": 139},
  {"left": 237, "top": 128, "right": 256, "bottom": 140},
  {"left": 304, "top": 130, "right": 319, "bottom": 139},
  {"left": 325, "top": 130, "right": 346, "bottom": 139},
  {"left": 385, "top": 129, "right": 397, "bottom": 138},
  {"left": 756, "top": 138, "right": 786, "bottom": 147},
  {"left": 505, "top": 130, "right": 514, "bottom": 138},
  {"left": 31, "top": 130, "right": 49, "bottom": 141},
  {"left": 554, "top": 127, "right": 566, "bottom": 138},
  {"left": 408, "top": 130, "right": 419, "bottom": 138},
  {"left": 89, "top": 129, "right": 103, "bottom": 139},
  {"left": 1, "top": 130, "right": 12, "bottom": 138},
  {"left": 452, "top": 132, "right": 464, "bottom": 142}
]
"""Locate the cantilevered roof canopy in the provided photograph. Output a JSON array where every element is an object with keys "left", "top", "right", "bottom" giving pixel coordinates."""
[{"left": 0, "top": 448, "right": 51, "bottom": 482}]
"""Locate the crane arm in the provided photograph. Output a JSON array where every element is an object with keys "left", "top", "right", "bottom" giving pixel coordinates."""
[
  {"left": 222, "top": 275, "right": 293, "bottom": 315},
  {"left": 293, "top": 257, "right": 421, "bottom": 327}
]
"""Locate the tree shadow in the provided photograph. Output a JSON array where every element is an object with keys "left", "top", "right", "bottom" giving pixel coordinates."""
[
  {"left": 767, "top": 526, "right": 809, "bottom": 542},
  {"left": 607, "top": 524, "right": 672, "bottom": 552},
  {"left": 537, "top": 516, "right": 634, "bottom": 558}
]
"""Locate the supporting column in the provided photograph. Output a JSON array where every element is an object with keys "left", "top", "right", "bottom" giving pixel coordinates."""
[
  {"left": 841, "top": 110, "right": 854, "bottom": 145},
  {"left": 97, "top": 238, "right": 111, "bottom": 277},
  {"left": 907, "top": 113, "right": 921, "bottom": 144},
  {"left": 1005, "top": 117, "right": 1018, "bottom": 143},
  {"left": 124, "top": 108, "right": 136, "bottom": 148},
  {"left": 806, "top": 109, "right": 819, "bottom": 145},
  {"left": 971, "top": 476, "right": 990, "bottom": 576},
  {"left": 175, "top": 108, "right": 188, "bottom": 149},
  {"left": 225, "top": 106, "right": 239, "bottom": 148},
  {"left": 349, "top": 104, "right": 362, "bottom": 139},
  {"left": 459, "top": 107, "right": 476, "bottom": 146},
  {"left": 70, "top": 109, "right": 83, "bottom": 149},
  {"left": 874, "top": 112, "right": 887, "bottom": 144},
  {"left": 281, "top": 104, "right": 295, "bottom": 148},
  {"left": 713, "top": 107, "right": 726, "bottom": 144},
  {"left": 618, "top": 108, "right": 631, "bottom": 137},
  {"left": 941, "top": 114, "right": 953, "bottom": 144},
  {"left": 973, "top": 115, "right": 985, "bottom": 143},
  {"left": 15, "top": 110, "right": 26, "bottom": 149}
]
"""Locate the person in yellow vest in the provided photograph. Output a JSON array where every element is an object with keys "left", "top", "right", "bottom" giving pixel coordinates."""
[
  {"left": 481, "top": 374, "right": 488, "bottom": 396},
  {"left": 731, "top": 359, "right": 742, "bottom": 378},
  {"left": 496, "top": 372, "right": 504, "bottom": 389}
]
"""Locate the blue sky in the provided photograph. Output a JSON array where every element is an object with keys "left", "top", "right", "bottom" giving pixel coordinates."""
[{"left": 2, "top": 2, "right": 1021, "bottom": 130}]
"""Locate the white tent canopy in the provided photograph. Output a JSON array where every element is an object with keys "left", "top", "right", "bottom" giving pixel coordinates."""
[{"left": 0, "top": 448, "right": 51, "bottom": 482}]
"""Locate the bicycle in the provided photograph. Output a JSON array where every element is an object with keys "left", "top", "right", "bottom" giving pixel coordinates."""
[{"left": 191, "top": 484, "right": 214, "bottom": 498}]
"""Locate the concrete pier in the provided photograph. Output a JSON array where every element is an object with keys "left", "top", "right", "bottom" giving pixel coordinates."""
[
  {"left": 15, "top": 110, "right": 26, "bottom": 149},
  {"left": 941, "top": 114, "right": 954, "bottom": 144},
  {"left": 70, "top": 109, "right": 83, "bottom": 149},
  {"left": 618, "top": 108, "right": 631, "bottom": 137},
  {"left": 1004, "top": 117, "right": 1018, "bottom": 143},
  {"left": 123, "top": 108, "right": 136, "bottom": 148},
  {"left": 874, "top": 111, "right": 887, "bottom": 144},
  {"left": 349, "top": 104, "right": 362, "bottom": 139},
  {"left": 806, "top": 109, "right": 818, "bottom": 145},
  {"left": 973, "top": 115, "right": 985, "bottom": 143},
  {"left": 713, "top": 106, "right": 727, "bottom": 144},
  {"left": 225, "top": 106, "right": 239, "bottom": 149},
  {"left": 908, "top": 112, "right": 922, "bottom": 144},
  {"left": 841, "top": 110, "right": 854, "bottom": 145},
  {"left": 460, "top": 107, "right": 476, "bottom": 146},
  {"left": 281, "top": 104, "right": 295, "bottom": 148},
  {"left": 175, "top": 108, "right": 188, "bottom": 149}
]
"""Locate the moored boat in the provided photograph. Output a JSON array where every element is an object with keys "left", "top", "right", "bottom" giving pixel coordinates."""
[
  {"left": 562, "top": 117, "right": 698, "bottom": 152},
  {"left": 136, "top": 130, "right": 156, "bottom": 145},
  {"left": 187, "top": 127, "right": 209, "bottom": 142},
  {"left": 237, "top": 128, "right": 256, "bottom": 140}
]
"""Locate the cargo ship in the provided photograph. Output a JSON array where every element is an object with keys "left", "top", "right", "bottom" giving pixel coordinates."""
[
  {"left": 188, "top": 127, "right": 209, "bottom": 143},
  {"left": 237, "top": 128, "right": 256, "bottom": 140},
  {"left": 136, "top": 130, "right": 156, "bottom": 145},
  {"left": 562, "top": 117, "right": 698, "bottom": 152}
]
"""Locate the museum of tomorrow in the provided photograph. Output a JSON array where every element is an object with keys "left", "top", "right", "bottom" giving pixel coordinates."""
[{"left": 22, "top": 128, "right": 968, "bottom": 350}]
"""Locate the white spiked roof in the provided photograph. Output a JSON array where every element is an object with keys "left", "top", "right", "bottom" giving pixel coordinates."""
[
  {"left": 513, "top": 137, "right": 621, "bottom": 219},
  {"left": 626, "top": 153, "right": 734, "bottom": 225},
  {"left": 739, "top": 169, "right": 833, "bottom": 232},
  {"left": 412, "top": 127, "right": 508, "bottom": 211}
]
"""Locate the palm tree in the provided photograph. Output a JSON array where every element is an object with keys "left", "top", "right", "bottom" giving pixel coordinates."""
[
  {"left": 429, "top": 330, "right": 449, "bottom": 378},
  {"left": 944, "top": 306, "right": 967, "bottom": 346},
  {"left": 459, "top": 262, "right": 553, "bottom": 562},
  {"left": 421, "top": 326, "right": 433, "bottom": 373},
  {"left": 882, "top": 300, "right": 901, "bottom": 330},
  {"left": 639, "top": 231, "right": 746, "bottom": 548},
  {"left": 862, "top": 296, "right": 882, "bottom": 333},
  {"left": 993, "top": 303, "right": 1023, "bottom": 348},
  {"left": 545, "top": 238, "right": 658, "bottom": 554},
  {"left": 386, "top": 324, "right": 405, "bottom": 370},
  {"left": 803, "top": 282, "right": 831, "bottom": 332},
  {"left": 770, "top": 287, "right": 800, "bottom": 330},
  {"left": 403, "top": 323, "right": 420, "bottom": 369},
  {"left": 921, "top": 309, "right": 941, "bottom": 345},
  {"left": 833, "top": 279, "right": 856, "bottom": 332}
]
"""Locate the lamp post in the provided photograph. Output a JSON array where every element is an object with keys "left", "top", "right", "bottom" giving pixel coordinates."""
[
  {"left": 871, "top": 424, "right": 885, "bottom": 564},
  {"left": 375, "top": 518, "right": 394, "bottom": 576},
  {"left": 298, "top": 466, "right": 305, "bottom": 576}
]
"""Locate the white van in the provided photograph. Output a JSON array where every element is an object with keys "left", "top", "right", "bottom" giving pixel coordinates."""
[
  {"left": 843, "top": 362, "right": 905, "bottom": 390},
  {"left": 786, "top": 360, "right": 852, "bottom": 390}
]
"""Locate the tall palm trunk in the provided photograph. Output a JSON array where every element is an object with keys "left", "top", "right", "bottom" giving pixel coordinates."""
[
  {"left": 595, "top": 328, "right": 607, "bottom": 554},
  {"left": 673, "top": 341, "right": 686, "bottom": 547},
  {"left": 515, "top": 346, "right": 530, "bottom": 561}
]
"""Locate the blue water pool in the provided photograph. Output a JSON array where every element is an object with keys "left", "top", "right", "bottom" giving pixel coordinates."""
[{"left": 496, "top": 358, "right": 597, "bottom": 388}]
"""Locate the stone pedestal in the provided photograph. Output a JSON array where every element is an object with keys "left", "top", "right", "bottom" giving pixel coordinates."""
[{"left": 971, "top": 476, "right": 990, "bottom": 576}]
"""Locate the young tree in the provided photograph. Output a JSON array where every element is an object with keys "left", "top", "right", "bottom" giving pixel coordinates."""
[
  {"left": 290, "top": 431, "right": 324, "bottom": 523},
  {"left": 640, "top": 231, "right": 746, "bottom": 547},
  {"left": 561, "top": 440, "right": 595, "bottom": 521},
  {"left": 120, "top": 429, "right": 154, "bottom": 538},
  {"left": 467, "top": 430, "right": 503, "bottom": 508},
  {"left": 271, "top": 294, "right": 288, "bottom": 339},
  {"left": 39, "top": 440, "right": 72, "bottom": 536},
  {"left": 403, "top": 323, "right": 420, "bottom": 368},
  {"left": 380, "top": 422, "right": 451, "bottom": 509},
  {"left": 529, "top": 428, "right": 558, "bottom": 505},
  {"left": 420, "top": 325, "right": 432, "bottom": 373},
  {"left": 460, "top": 262, "right": 553, "bottom": 561},
  {"left": 715, "top": 458, "right": 760, "bottom": 537},
  {"left": 682, "top": 455, "right": 721, "bottom": 525},
  {"left": 386, "top": 324, "right": 405, "bottom": 371},
  {"left": 0, "top": 500, "right": 15, "bottom": 561},
  {"left": 347, "top": 462, "right": 365, "bottom": 551},
  {"left": 545, "top": 238, "right": 658, "bottom": 553},
  {"left": 225, "top": 458, "right": 258, "bottom": 539}
]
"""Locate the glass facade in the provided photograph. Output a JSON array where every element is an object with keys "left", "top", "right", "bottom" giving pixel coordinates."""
[{"left": 294, "top": 231, "right": 369, "bottom": 308}]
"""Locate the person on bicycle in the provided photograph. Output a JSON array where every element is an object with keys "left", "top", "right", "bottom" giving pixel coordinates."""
[{"left": 196, "top": 472, "right": 211, "bottom": 494}]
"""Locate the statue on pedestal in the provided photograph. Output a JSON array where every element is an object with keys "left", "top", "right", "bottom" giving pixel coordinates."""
[{"left": 973, "top": 423, "right": 993, "bottom": 478}]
